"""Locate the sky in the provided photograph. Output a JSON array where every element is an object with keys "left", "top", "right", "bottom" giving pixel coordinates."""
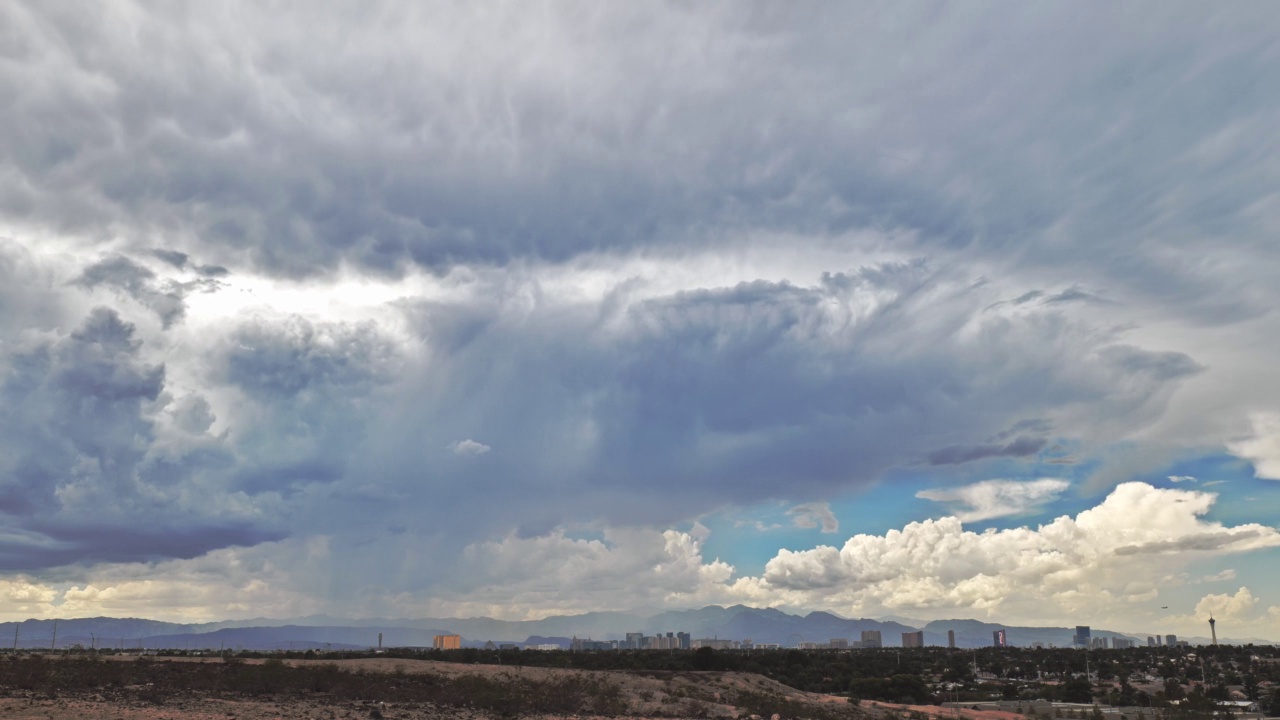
[{"left": 1, "top": 1, "right": 1279, "bottom": 640}]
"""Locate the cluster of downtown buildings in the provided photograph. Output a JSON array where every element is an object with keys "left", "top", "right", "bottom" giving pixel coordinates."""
[
  {"left": 1070, "top": 626, "right": 1189, "bottom": 649},
  {"left": 436, "top": 625, "right": 1197, "bottom": 652},
  {"left": 568, "top": 626, "right": 1193, "bottom": 652},
  {"left": 571, "top": 630, "right": 891, "bottom": 652}
]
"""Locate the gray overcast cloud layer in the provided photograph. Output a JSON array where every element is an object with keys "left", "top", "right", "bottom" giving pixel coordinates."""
[{"left": 1, "top": 1, "right": 1279, "bottom": 622}]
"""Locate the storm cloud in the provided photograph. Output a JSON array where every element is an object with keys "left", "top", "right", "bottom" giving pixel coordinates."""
[{"left": 0, "top": 1, "right": 1278, "bottom": 624}]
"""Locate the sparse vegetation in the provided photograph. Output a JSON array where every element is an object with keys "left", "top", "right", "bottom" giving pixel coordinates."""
[
  {"left": 0, "top": 655, "right": 629, "bottom": 717},
  {"left": 0, "top": 653, "right": 881, "bottom": 719}
]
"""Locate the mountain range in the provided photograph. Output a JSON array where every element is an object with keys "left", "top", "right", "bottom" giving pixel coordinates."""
[{"left": 0, "top": 606, "right": 1269, "bottom": 651}]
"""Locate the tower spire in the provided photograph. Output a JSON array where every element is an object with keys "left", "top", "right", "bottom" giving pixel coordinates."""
[{"left": 1209, "top": 615, "right": 1217, "bottom": 646}]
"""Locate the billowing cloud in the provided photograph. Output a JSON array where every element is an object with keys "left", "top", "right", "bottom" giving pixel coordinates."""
[
  {"left": 0, "top": 306, "right": 281, "bottom": 569},
  {"left": 733, "top": 483, "right": 1280, "bottom": 624},
  {"left": 0, "top": 577, "right": 58, "bottom": 617},
  {"left": 786, "top": 502, "right": 839, "bottom": 534},
  {"left": 1229, "top": 412, "right": 1280, "bottom": 480},
  {"left": 1194, "top": 587, "right": 1258, "bottom": 623},
  {"left": 916, "top": 478, "right": 1070, "bottom": 522}
]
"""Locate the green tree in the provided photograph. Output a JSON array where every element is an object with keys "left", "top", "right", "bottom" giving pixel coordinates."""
[
  {"left": 1062, "top": 676, "right": 1094, "bottom": 704},
  {"left": 1242, "top": 674, "right": 1259, "bottom": 701},
  {"left": 1266, "top": 689, "right": 1280, "bottom": 717},
  {"left": 691, "top": 646, "right": 715, "bottom": 671}
]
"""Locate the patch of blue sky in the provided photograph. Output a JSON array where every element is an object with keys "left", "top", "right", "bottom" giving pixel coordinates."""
[
  {"left": 1134, "top": 453, "right": 1280, "bottom": 526},
  {"left": 699, "top": 447, "right": 1278, "bottom": 585}
]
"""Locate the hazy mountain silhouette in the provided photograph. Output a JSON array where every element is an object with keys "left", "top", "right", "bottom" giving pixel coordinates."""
[{"left": 2, "top": 606, "right": 1255, "bottom": 651}]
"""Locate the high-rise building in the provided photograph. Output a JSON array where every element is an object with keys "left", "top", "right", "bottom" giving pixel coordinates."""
[
  {"left": 829, "top": 638, "right": 848, "bottom": 649},
  {"left": 948, "top": 630, "right": 956, "bottom": 648},
  {"left": 625, "top": 632, "right": 643, "bottom": 650},
  {"left": 861, "top": 630, "right": 882, "bottom": 649},
  {"left": 902, "top": 631, "right": 924, "bottom": 648},
  {"left": 677, "top": 631, "right": 691, "bottom": 650},
  {"left": 1165, "top": 634, "right": 1177, "bottom": 646},
  {"left": 1072, "top": 626, "right": 1091, "bottom": 647},
  {"left": 1147, "top": 636, "right": 1156, "bottom": 647},
  {"left": 1209, "top": 616, "right": 1217, "bottom": 646},
  {"left": 433, "top": 634, "right": 462, "bottom": 650}
]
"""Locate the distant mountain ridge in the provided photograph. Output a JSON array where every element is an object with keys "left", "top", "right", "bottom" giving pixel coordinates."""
[{"left": 1, "top": 607, "right": 1271, "bottom": 651}]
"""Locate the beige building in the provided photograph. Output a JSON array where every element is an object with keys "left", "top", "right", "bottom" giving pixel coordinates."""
[{"left": 433, "top": 634, "right": 462, "bottom": 650}]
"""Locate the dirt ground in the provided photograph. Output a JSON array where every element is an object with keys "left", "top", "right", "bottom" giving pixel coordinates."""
[
  {"left": 0, "top": 655, "right": 872, "bottom": 720},
  {"left": 859, "top": 699, "right": 1029, "bottom": 720}
]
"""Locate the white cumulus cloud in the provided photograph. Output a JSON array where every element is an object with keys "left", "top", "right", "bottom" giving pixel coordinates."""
[
  {"left": 916, "top": 478, "right": 1070, "bottom": 522},
  {"left": 1194, "top": 587, "right": 1258, "bottom": 623},
  {"left": 724, "top": 483, "right": 1280, "bottom": 626}
]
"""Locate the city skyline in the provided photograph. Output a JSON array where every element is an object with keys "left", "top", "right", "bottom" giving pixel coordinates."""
[
  {"left": 0, "top": 2, "right": 1278, "bottom": 640},
  {"left": 0, "top": 600, "right": 1260, "bottom": 650}
]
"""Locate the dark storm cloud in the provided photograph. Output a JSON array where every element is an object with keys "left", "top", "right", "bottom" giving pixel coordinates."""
[
  {"left": 0, "top": 306, "right": 280, "bottom": 569},
  {"left": 0, "top": 2, "right": 1275, "bottom": 324},
  {"left": 215, "top": 316, "right": 402, "bottom": 498},
  {"left": 346, "top": 263, "right": 1203, "bottom": 540},
  {"left": 0, "top": 521, "right": 282, "bottom": 570},
  {"left": 0, "top": 308, "right": 163, "bottom": 517},
  {"left": 0, "top": 1, "right": 1276, "bottom": 600},
  {"left": 927, "top": 436, "right": 1050, "bottom": 466}
]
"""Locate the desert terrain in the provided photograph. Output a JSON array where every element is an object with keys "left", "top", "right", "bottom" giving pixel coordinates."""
[{"left": 0, "top": 654, "right": 1036, "bottom": 720}]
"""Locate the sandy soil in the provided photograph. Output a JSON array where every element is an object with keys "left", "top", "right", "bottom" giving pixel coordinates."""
[
  {"left": 859, "top": 700, "right": 1028, "bottom": 720},
  {"left": 0, "top": 655, "right": 872, "bottom": 720}
]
